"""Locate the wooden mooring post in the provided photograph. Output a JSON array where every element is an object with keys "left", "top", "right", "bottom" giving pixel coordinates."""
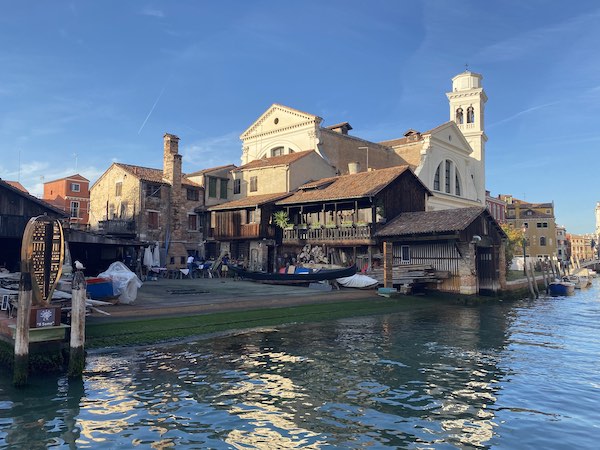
[
  {"left": 13, "top": 272, "right": 32, "bottom": 387},
  {"left": 383, "top": 241, "right": 393, "bottom": 288},
  {"left": 68, "top": 270, "right": 87, "bottom": 377}
]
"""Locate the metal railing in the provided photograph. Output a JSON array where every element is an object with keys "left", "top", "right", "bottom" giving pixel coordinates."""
[{"left": 283, "top": 224, "right": 371, "bottom": 242}]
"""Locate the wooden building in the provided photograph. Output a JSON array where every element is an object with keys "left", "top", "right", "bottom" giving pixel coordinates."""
[
  {"left": 375, "top": 207, "right": 507, "bottom": 295},
  {"left": 275, "top": 165, "right": 430, "bottom": 268},
  {"left": 0, "top": 178, "right": 68, "bottom": 271}
]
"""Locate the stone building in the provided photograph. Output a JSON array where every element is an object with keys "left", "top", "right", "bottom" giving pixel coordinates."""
[
  {"left": 43, "top": 174, "right": 90, "bottom": 230},
  {"left": 567, "top": 233, "right": 595, "bottom": 262},
  {"left": 89, "top": 133, "right": 204, "bottom": 267}
]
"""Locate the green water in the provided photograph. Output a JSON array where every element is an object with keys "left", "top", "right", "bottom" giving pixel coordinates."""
[{"left": 1, "top": 282, "right": 600, "bottom": 448}]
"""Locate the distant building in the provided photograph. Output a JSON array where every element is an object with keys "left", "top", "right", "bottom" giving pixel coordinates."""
[
  {"left": 43, "top": 174, "right": 90, "bottom": 230},
  {"left": 485, "top": 191, "right": 506, "bottom": 223},
  {"left": 556, "top": 225, "right": 568, "bottom": 262},
  {"left": 502, "top": 195, "right": 558, "bottom": 260},
  {"left": 567, "top": 233, "right": 595, "bottom": 262},
  {"left": 89, "top": 133, "right": 204, "bottom": 267},
  {"left": 4, "top": 180, "right": 29, "bottom": 194}
]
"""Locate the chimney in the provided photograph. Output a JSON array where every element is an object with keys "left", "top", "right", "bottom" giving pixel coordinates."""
[
  {"left": 348, "top": 162, "right": 360, "bottom": 174},
  {"left": 163, "top": 133, "right": 181, "bottom": 188},
  {"left": 326, "top": 122, "right": 353, "bottom": 135}
]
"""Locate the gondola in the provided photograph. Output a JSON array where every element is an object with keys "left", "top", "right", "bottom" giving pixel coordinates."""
[{"left": 227, "top": 264, "right": 357, "bottom": 282}]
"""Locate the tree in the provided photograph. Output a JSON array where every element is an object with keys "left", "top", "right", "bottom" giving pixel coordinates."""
[{"left": 500, "top": 223, "right": 525, "bottom": 275}]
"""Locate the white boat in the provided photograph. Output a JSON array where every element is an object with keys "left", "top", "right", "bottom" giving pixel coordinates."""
[{"left": 566, "top": 275, "right": 591, "bottom": 289}]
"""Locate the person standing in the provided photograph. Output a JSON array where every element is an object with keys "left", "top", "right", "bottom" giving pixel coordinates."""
[{"left": 187, "top": 254, "right": 196, "bottom": 279}]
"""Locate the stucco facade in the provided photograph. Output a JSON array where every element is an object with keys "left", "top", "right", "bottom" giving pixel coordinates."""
[{"left": 43, "top": 174, "right": 90, "bottom": 229}]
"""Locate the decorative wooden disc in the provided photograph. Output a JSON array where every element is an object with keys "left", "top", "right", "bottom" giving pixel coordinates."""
[{"left": 21, "top": 216, "right": 64, "bottom": 306}]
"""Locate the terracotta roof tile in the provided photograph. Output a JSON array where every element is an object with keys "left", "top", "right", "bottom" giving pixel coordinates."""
[
  {"left": 277, "top": 165, "right": 417, "bottom": 205},
  {"left": 209, "top": 192, "right": 292, "bottom": 211},
  {"left": 375, "top": 207, "right": 487, "bottom": 237},
  {"left": 235, "top": 151, "right": 313, "bottom": 171},
  {"left": 0, "top": 179, "right": 68, "bottom": 217},
  {"left": 5, "top": 180, "right": 29, "bottom": 193},
  {"left": 115, "top": 163, "right": 201, "bottom": 187}
]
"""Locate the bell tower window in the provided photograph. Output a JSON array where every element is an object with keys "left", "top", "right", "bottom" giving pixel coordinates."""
[
  {"left": 456, "top": 108, "right": 463, "bottom": 124},
  {"left": 467, "top": 106, "right": 475, "bottom": 123}
]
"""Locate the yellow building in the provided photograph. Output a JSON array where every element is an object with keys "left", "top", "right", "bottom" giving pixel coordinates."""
[{"left": 502, "top": 195, "right": 557, "bottom": 260}]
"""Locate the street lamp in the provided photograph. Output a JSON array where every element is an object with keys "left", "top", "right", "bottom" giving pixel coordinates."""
[{"left": 522, "top": 224, "right": 527, "bottom": 276}]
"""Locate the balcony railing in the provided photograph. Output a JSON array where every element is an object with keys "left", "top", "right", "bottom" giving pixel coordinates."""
[
  {"left": 212, "top": 224, "right": 276, "bottom": 240},
  {"left": 98, "top": 219, "right": 136, "bottom": 236},
  {"left": 283, "top": 224, "right": 372, "bottom": 242}
]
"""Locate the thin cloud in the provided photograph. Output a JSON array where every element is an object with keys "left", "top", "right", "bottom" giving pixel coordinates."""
[
  {"left": 182, "top": 132, "right": 240, "bottom": 169},
  {"left": 487, "top": 101, "right": 560, "bottom": 129},
  {"left": 140, "top": 8, "right": 164, "bottom": 18}
]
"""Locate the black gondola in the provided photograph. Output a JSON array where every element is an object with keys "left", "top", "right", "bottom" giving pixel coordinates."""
[{"left": 227, "top": 264, "right": 357, "bottom": 282}]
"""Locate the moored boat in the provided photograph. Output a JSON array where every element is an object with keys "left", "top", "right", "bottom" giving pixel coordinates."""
[
  {"left": 227, "top": 264, "right": 357, "bottom": 282},
  {"left": 566, "top": 274, "right": 591, "bottom": 289},
  {"left": 548, "top": 279, "right": 575, "bottom": 296}
]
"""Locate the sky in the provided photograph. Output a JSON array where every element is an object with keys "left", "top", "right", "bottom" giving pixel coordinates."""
[{"left": 1, "top": 1, "right": 599, "bottom": 234}]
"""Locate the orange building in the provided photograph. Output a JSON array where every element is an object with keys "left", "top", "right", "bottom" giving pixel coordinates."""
[{"left": 43, "top": 174, "right": 90, "bottom": 229}]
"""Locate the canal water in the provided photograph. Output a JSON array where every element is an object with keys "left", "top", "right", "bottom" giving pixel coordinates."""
[{"left": 1, "top": 281, "right": 600, "bottom": 449}]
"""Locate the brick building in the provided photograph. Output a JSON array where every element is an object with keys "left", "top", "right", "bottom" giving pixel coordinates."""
[
  {"left": 43, "top": 174, "right": 90, "bottom": 230},
  {"left": 89, "top": 133, "right": 204, "bottom": 267}
]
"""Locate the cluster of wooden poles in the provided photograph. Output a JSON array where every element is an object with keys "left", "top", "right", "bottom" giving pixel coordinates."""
[
  {"left": 13, "top": 271, "right": 87, "bottom": 387},
  {"left": 523, "top": 257, "right": 564, "bottom": 300}
]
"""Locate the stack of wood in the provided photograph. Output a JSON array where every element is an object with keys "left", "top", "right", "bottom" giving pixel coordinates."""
[{"left": 367, "top": 264, "right": 450, "bottom": 287}]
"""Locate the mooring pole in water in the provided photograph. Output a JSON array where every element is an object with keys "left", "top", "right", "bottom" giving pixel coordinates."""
[
  {"left": 383, "top": 241, "right": 393, "bottom": 288},
  {"left": 529, "top": 261, "right": 540, "bottom": 298},
  {"left": 13, "top": 271, "right": 32, "bottom": 387},
  {"left": 68, "top": 270, "right": 87, "bottom": 377}
]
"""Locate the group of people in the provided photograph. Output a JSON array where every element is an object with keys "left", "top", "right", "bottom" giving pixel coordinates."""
[{"left": 186, "top": 254, "right": 231, "bottom": 279}]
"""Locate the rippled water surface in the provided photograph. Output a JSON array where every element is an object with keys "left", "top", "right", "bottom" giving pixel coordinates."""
[{"left": 2, "top": 282, "right": 600, "bottom": 449}]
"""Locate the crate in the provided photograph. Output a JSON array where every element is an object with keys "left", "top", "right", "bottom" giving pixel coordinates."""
[{"left": 86, "top": 277, "right": 114, "bottom": 299}]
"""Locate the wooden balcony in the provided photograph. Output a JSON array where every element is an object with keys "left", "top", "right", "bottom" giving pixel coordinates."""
[
  {"left": 98, "top": 219, "right": 136, "bottom": 237},
  {"left": 283, "top": 224, "right": 373, "bottom": 245},
  {"left": 212, "top": 223, "right": 276, "bottom": 240}
]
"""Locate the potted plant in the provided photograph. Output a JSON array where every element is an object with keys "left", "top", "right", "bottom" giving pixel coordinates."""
[
  {"left": 341, "top": 220, "right": 354, "bottom": 228},
  {"left": 273, "top": 211, "right": 291, "bottom": 229}
]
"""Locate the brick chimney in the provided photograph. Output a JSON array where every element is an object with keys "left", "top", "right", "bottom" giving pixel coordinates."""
[{"left": 162, "top": 133, "right": 187, "bottom": 267}]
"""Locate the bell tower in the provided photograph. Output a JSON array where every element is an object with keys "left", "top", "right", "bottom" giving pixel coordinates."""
[{"left": 446, "top": 70, "right": 488, "bottom": 202}]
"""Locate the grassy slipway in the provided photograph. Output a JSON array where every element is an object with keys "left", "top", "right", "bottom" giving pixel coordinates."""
[{"left": 85, "top": 296, "right": 445, "bottom": 349}]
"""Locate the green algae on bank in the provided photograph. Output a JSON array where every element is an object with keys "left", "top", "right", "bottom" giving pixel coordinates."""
[{"left": 85, "top": 296, "right": 441, "bottom": 349}]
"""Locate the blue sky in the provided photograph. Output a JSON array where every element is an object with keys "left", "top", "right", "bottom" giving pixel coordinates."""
[{"left": 1, "top": 1, "right": 598, "bottom": 234}]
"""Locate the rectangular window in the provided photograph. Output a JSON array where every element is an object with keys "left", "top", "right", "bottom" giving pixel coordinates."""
[
  {"left": 536, "top": 222, "right": 542, "bottom": 228},
  {"left": 115, "top": 182, "right": 122, "bottom": 197},
  {"left": 188, "top": 214, "right": 198, "bottom": 231},
  {"left": 208, "top": 177, "right": 217, "bottom": 198},
  {"left": 187, "top": 188, "right": 199, "bottom": 201},
  {"left": 220, "top": 179, "right": 228, "bottom": 199},
  {"left": 401, "top": 245, "right": 410, "bottom": 264},
  {"left": 71, "top": 183, "right": 80, "bottom": 192},
  {"left": 250, "top": 176, "right": 258, "bottom": 192},
  {"left": 543, "top": 222, "right": 548, "bottom": 228},
  {"left": 444, "top": 161, "right": 451, "bottom": 193},
  {"left": 70, "top": 201, "right": 80, "bottom": 218},
  {"left": 234, "top": 179, "right": 241, "bottom": 194},
  {"left": 148, "top": 211, "right": 159, "bottom": 229},
  {"left": 146, "top": 183, "right": 161, "bottom": 198}
]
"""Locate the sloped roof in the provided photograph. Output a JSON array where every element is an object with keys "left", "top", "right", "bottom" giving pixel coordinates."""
[
  {"left": 235, "top": 151, "right": 314, "bottom": 171},
  {"left": 277, "top": 165, "right": 425, "bottom": 205},
  {"left": 0, "top": 179, "right": 68, "bottom": 217},
  {"left": 5, "top": 180, "right": 29, "bottom": 193},
  {"left": 45, "top": 173, "right": 90, "bottom": 184},
  {"left": 115, "top": 163, "right": 201, "bottom": 187},
  {"left": 209, "top": 192, "right": 293, "bottom": 211},
  {"left": 187, "top": 164, "right": 236, "bottom": 177},
  {"left": 375, "top": 207, "right": 489, "bottom": 237}
]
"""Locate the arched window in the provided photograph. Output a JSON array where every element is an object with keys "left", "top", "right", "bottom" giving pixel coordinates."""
[
  {"left": 445, "top": 160, "right": 452, "bottom": 193},
  {"left": 271, "top": 146, "right": 284, "bottom": 157},
  {"left": 455, "top": 172, "right": 461, "bottom": 196},
  {"left": 456, "top": 108, "right": 464, "bottom": 124},
  {"left": 467, "top": 106, "right": 475, "bottom": 123},
  {"left": 434, "top": 163, "right": 441, "bottom": 191},
  {"left": 540, "top": 237, "right": 547, "bottom": 246}
]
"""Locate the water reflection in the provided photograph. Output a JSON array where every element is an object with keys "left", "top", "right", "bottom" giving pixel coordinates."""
[{"left": 1, "top": 282, "right": 599, "bottom": 448}]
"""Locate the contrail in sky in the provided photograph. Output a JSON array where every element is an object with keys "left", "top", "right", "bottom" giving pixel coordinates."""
[{"left": 138, "top": 85, "right": 166, "bottom": 134}]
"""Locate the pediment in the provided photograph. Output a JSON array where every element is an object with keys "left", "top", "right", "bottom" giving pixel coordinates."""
[
  {"left": 427, "top": 121, "right": 473, "bottom": 154},
  {"left": 241, "top": 104, "right": 322, "bottom": 140}
]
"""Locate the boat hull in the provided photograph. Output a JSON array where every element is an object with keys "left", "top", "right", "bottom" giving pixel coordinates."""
[{"left": 548, "top": 281, "right": 575, "bottom": 296}]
